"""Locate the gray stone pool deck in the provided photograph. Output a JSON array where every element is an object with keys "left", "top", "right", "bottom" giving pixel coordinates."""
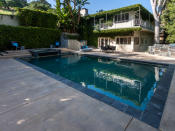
[
  {"left": 0, "top": 58, "right": 158, "bottom": 131},
  {"left": 0, "top": 50, "right": 175, "bottom": 131}
]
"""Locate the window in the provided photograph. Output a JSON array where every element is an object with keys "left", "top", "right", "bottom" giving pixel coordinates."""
[
  {"left": 125, "top": 13, "right": 129, "bottom": 21},
  {"left": 128, "top": 37, "right": 131, "bottom": 44},
  {"left": 99, "top": 19, "right": 105, "bottom": 28},
  {"left": 115, "top": 15, "right": 118, "bottom": 22},
  {"left": 118, "top": 14, "right": 121, "bottom": 22},
  {"left": 115, "top": 13, "right": 129, "bottom": 23},
  {"left": 116, "top": 37, "right": 131, "bottom": 44},
  {"left": 101, "top": 39, "right": 104, "bottom": 46},
  {"left": 115, "top": 15, "right": 121, "bottom": 23},
  {"left": 122, "top": 14, "right": 125, "bottom": 21},
  {"left": 124, "top": 38, "right": 127, "bottom": 44},
  {"left": 120, "top": 38, "right": 124, "bottom": 44},
  {"left": 105, "top": 39, "right": 108, "bottom": 46}
]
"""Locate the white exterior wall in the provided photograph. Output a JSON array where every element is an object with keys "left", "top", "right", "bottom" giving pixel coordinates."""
[
  {"left": 0, "top": 14, "right": 19, "bottom": 26},
  {"left": 133, "top": 31, "right": 154, "bottom": 52}
]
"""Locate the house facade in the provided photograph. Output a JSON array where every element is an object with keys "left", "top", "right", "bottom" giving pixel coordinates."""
[{"left": 89, "top": 4, "right": 154, "bottom": 52}]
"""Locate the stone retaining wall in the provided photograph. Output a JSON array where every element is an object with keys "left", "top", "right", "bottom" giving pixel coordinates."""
[{"left": 148, "top": 44, "right": 175, "bottom": 57}]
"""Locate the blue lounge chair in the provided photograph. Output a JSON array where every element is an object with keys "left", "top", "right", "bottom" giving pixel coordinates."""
[
  {"left": 80, "top": 45, "right": 93, "bottom": 52},
  {"left": 11, "top": 42, "right": 20, "bottom": 50},
  {"left": 55, "top": 42, "right": 60, "bottom": 48}
]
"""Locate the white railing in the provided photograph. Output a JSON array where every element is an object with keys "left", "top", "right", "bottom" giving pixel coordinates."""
[
  {"left": 93, "top": 19, "right": 154, "bottom": 31},
  {"left": 134, "top": 19, "right": 154, "bottom": 31}
]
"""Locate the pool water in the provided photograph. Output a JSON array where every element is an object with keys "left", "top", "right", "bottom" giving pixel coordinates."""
[{"left": 27, "top": 54, "right": 166, "bottom": 111}]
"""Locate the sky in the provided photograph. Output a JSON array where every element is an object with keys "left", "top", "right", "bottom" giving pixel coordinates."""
[{"left": 31, "top": 0, "right": 153, "bottom": 14}]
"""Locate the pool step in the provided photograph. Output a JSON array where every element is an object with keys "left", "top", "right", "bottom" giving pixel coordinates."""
[{"left": 0, "top": 50, "right": 31, "bottom": 58}]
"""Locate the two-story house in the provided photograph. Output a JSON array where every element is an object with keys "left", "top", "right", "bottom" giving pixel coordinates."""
[{"left": 89, "top": 4, "right": 154, "bottom": 52}]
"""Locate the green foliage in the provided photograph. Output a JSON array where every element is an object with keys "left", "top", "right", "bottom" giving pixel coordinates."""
[
  {"left": 79, "top": 18, "right": 98, "bottom": 47},
  {"left": 88, "top": 4, "right": 154, "bottom": 22},
  {"left": 17, "top": 8, "right": 58, "bottom": 28},
  {"left": 1, "top": 0, "right": 27, "bottom": 8},
  {"left": 24, "top": 0, "right": 51, "bottom": 11},
  {"left": 0, "top": 25, "right": 60, "bottom": 50},
  {"left": 161, "top": 0, "right": 175, "bottom": 43},
  {"left": 47, "top": 8, "right": 57, "bottom": 15},
  {"left": 66, "top": 34, "right": 80, "bottom": 39},
  {"left": 94, "top": 27, "right": 142, "bottom": 37},
  {"left": 0, "top": 8, "right": 16, "bottom": 15},
  {"left": 56, "top": 0, "right": 89, "bottom": 33},
  {"left": 0, "top": 1, "right": 3, "bottom": 7}
]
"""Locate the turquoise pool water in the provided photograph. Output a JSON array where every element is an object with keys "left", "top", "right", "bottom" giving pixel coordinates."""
[{"left": 27, "top": 54, "right": 166, "bottom": 111}]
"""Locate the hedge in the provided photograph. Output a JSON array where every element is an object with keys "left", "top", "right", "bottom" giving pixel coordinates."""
[
  {"left": 0, "top": 25, "right": 60, "bottom": 50},
  {"left": 66, "top": 34, "right": 80, "bottom": 40},
  {"left": 17, "top": 8, "right": 58, "bottom": 28}
]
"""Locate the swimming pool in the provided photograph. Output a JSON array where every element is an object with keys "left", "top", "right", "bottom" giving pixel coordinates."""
[{"left": 26, "top": 54, "right": 167, "bottom": 111}]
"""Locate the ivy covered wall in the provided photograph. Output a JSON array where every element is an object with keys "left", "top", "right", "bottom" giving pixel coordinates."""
[{"left": 17, "top": 8, "right": 58, "bottom": 28}]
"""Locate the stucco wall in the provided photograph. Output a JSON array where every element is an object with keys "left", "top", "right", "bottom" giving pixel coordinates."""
[
  {"left": 0, "top": 14, "right": 19, "bottom": 26},
  {"left": 134, "top": 31, "right": 154, "bottom": 52},
  {"left": 60, "top": 32, "right": 81, "bottom": 51}
]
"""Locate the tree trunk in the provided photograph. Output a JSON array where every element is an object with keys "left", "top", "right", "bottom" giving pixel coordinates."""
[
  {"left": 155, "top": 19, "right": 160, "bottom": 44},
  {"left": 78, "top": 7, "right": 81, "bottom": 25}
]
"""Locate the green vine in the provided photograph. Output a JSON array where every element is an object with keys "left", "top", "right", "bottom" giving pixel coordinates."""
[{"left": 93, "top": 27, "right": 142, "bottom": 38}]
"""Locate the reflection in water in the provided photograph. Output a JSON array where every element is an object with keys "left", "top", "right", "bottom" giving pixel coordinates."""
[
  {"left": 93, "top": 69, "right": 141, "bottom": 87},
  {"left": 28, "top": 55, "right": 166, "bottom": 111}
]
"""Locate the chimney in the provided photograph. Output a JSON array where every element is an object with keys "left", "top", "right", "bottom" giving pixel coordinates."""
[{"left": 80, "top": 8, "right": 88, "bottom": 17}]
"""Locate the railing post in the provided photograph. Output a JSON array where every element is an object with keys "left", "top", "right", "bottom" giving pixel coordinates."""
[
  {"left": 139, "top": 6, "right": 141, "bottom": 26},
  {"left": 94, "top": 16, "right": 95, "bottom": 27},
  {"left": 106, "top": 13, "right": 107, "bottom": 29}
]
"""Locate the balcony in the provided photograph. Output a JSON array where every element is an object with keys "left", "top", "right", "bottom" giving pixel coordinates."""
[
  {"left": 134, "top": 19, "right": 154, "bottom": 31},
  {"left": 94, "top": 21, "right": 114, "bottom": 30},
  {"left": 94, "top": 19, "right": 154, "bottom": 32}
]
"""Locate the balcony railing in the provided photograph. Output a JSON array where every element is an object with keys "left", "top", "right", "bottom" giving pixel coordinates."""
[
  {"left": 94, "top": 19, "right": 154, "bottom": 31},
  {"left": 134, "top": 19, "right": 154, "bottom": 31},
  {"left": 94, "top": 23, "right": 110, "bottom": 30}
]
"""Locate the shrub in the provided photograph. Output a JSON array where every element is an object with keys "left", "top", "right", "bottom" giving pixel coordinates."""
[
  {"left": 17, "top": 8, "right": 58, "bottom": 28},
  {"left": 66, "top": 34, "right": 80, "bottom": 40},
  {"left": 0, "top": 25, "right": 60, "bottom": 50}
]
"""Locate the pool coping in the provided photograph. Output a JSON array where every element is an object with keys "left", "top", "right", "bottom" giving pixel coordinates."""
[{"left": 15, "top": 54, "right": 175, "bottom": 129}]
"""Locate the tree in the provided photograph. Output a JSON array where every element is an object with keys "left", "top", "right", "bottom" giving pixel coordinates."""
[
  {"left": 150, "top": 0, "right": 167, "bottom": 44},
  {"left": 0, "top": 0, "right": 7, "bottom": 8},
  {"left": 161, "top": 0, "right": 175, "bottom": 43},
  {"left": 56, "top": 0, "right": 89, "bottom": 33},
  {"left": 4, "top": 0, "right": 27, "bottom": 8},
  {"left": 25, "top": 0, "right": 51, "bottom": 11}
]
